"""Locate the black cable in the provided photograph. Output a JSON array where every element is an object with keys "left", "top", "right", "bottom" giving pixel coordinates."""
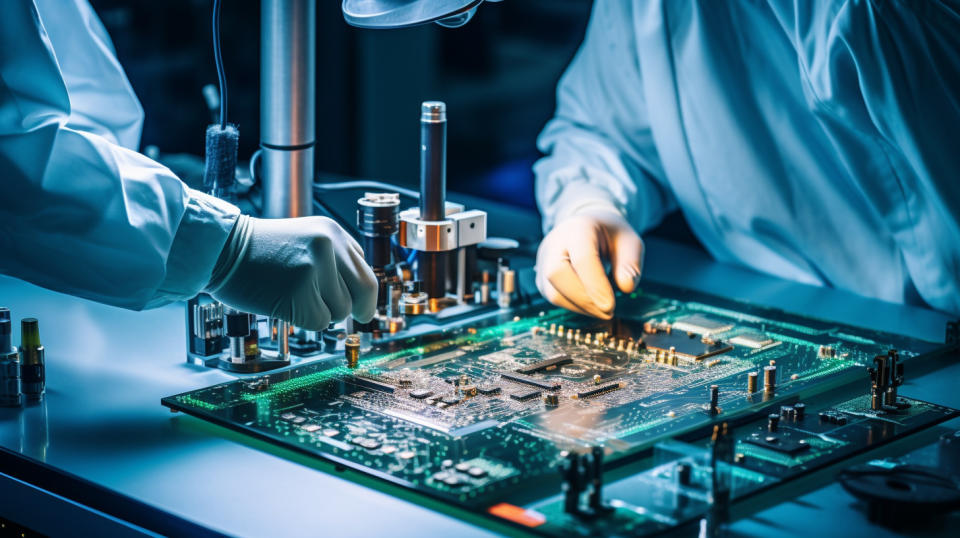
[{"left": 212, "top": 0, "right": 227, "bottom": 128}]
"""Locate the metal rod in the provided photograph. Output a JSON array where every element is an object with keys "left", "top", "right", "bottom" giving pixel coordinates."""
[
  {"left": 418, "top": 101, "right": 448, "bottom": 298},
  {"left": 261, "top": 0, "right": 316, "bottom": 218},
  {"left": 419, "top": 101, "right": 446, "bottom": 220}
]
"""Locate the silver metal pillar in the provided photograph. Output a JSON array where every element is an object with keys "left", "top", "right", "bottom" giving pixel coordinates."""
[{"left": 261, "top": 0, "right": 315, "bottom": 218}]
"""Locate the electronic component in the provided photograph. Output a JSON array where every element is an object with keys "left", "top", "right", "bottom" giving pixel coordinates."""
[
  {"left": 671, "top": 314, "right": 734, "bottom": 335},
  {"left": 510, "top": 389, "right": 541, "bottom": 402},
  {"left": 729, "top": 331, "right": 776, "bottom": 349},
  {"left": 868, "top": 350, "right": 905, "bottom": 411},
  {"left": 747, "top": 371, "right": 758, "bottom": 393},
  {"left": 477, "top": 384, "right": 501, "bottom": 395},
  {"left": 19, "top": 318, "right": 44, "bottom": 402},
  {"left": 345, "top": 334, "right": 361, "bottom": 369},
  {"left": 763, "top": 364, "right": 777, "bottom": 393},
  {"left": 575, "top": 383, "right": 623, "bottom": 399},
  {"left": 499, "top": 371, "right": 560, "bottom": 391},
  {"left": 516, "top": 354, "right": 572, "bottom": 374},
  {"left": 0, "top": 315, "right": 21, "bottom": 408},
  {"left": 708, "top": 384, "right": 720, "bottom": 415},
  {"left": 544, "top": 393, "right": 559, "bottom": 406},
  {"left": 409, "top": 388, "right": 434, "bottom": 399},
  {"left": 643, "top": 330, "right": 733, "bottom": 361}
]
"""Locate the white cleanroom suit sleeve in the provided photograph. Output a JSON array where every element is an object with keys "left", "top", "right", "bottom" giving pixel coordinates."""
[
  {"left": 0, "top": 0, "right": 239, "bottom": 310},
  {"left": 534, "top": 0, "right": 676, "bottom": 234},
  {"left": 791, "top": 0, "right": 960, "bottom": 315}
]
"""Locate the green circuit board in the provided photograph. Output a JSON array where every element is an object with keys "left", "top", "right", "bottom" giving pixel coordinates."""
[{"left": 163, "top": 281, "right": 953, "bottom": 534}]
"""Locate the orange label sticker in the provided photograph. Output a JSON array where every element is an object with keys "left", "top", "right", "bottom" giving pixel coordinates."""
[{"left": 488, "top": 502, "right": 546, "bottom": 528}]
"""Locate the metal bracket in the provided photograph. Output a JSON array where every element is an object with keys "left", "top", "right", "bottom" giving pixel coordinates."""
[{"left": 398, "top": 207, "right": 487, "bottom": 252}]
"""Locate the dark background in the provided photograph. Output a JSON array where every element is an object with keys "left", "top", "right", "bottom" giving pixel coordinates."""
[
  {"left": 88, "top": 0, "right": 594, "bottom": 211},
  {"left": 88, "top": 0, "right": 697, "bottom": 245}
]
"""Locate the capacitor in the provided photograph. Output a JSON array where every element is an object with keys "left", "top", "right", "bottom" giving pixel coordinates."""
[
  {"left": 794, "top": 402, "right": 806, "bottom": 420},
  {"left": 0, "top": 318, "right": 21, "bottom": 408},
  {"left": 767, "top": 413, "right": 780, "bottom": 432},
  {"left": 747, "top": 372, "right": 758, "bottom": 393},
  {"left": 709, "top": 384, "right": 720, "bottom": 415},
  {"left": 345, "top": 334, "right": 361, "bottom": 369},
  {"left": 763, "top": 365, "right": 777, "bottom": 393},
  {"left": 19, "top": 318, "right": 45, "bottom": 402},
  {"left": 544, "top": 393, "right": 559, "bottom": 406},
  {"left": 496, "top": 259, "right": 515, "bottom": 309},
  {"left": 479, "top": 270, "right": 491, "bottom": 305}
]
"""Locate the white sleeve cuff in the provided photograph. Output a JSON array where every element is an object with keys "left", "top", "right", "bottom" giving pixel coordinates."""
[{"left": 150, "top": 188, "right": 240, "bottom": 306}]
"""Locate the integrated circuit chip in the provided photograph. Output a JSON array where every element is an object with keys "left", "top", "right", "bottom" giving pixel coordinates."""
[
  {"left": 671, "top": 314, "right": 734, "bottom": 335},
  {"left": 730, "top": 331, "right": 777, "bottom": 349},
  {"left": 509, "top": 389, "right": 541, "bottom": 402},
  {"left": 643, "top": 330, "right": 733, "bottom": 361}
]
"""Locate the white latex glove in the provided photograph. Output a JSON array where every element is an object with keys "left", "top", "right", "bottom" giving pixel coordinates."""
[
  {"left": 535, "top": 209, "right": 644, "bottom": 319},
  {"left": 205, "top": 215, "right": 378, "bottom": 331}
]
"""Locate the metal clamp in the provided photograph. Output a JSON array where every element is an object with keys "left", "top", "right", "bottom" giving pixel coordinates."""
[{"left": 398, "top": 208, "right": 487, "bottom": 252}]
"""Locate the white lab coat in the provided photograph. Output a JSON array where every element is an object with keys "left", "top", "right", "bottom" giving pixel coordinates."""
[
  {"left": 536, "top": 0, "right": 960, "bottom": 315},
  {"left": 0, "top": 0, "right": 239, "bottom": 310}
]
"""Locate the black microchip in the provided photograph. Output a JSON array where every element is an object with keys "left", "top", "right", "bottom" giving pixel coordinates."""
[
  {"left": 477, "top": 384, "right": 501, "bottom": 395},
  {"left": 409, "top": 389, "right": 434, "bottom": 399},
  {"left": 510, "top": 389, "right": 541, "bottom": 402}
]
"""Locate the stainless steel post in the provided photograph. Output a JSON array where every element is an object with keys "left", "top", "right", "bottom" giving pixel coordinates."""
[{"left": 261, "top": 0, "right": 316, "bottom": 218}]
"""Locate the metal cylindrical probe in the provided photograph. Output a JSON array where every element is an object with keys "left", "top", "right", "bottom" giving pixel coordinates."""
[
  {"left": 20, "top": 318, "right": 44, "bottom": 401},
  {"left": 419, "top": 101, "right": 448, "bottom": 298},
  {"left": 747, "top": 371, "right": 758, "bottom": 393}
]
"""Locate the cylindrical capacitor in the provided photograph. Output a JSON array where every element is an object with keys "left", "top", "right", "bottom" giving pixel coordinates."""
[
  {"left": 768, "top": 413, "right": 780, "bottom": 432},
  {"left": 479, "top": 271, "right": 491, "bottom": 304},
  {"left": 419, "top": 101, "right": 448, "bottom": 299},
  {"left": 0, "top": 311, "right": 10, "bottom": 352},
  {"left": 794, "top": 403, "right": 806, "bottom": 420},
  {"left": 19, "top": 318, "right": 44, "bottom": 401},
  {"left": 709, "top": 384, "right": 720, "bottom": 414},
  {"left": 747, "top": 371, "right": 758, "bottom": 393},
  {"left": 497, "top": 259, "right": 515, "bottom": 309},
  {"left": 345, "top": 333, "right": 361, "bottom": 369},
  {"left": 0, "top": 318, "right": 21, "bottom": 407},
  {"left": 763, "top": 365, "right": 777, "bottom": 393}
]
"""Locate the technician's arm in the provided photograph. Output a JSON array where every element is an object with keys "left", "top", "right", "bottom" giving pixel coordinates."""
[
  {"left": 0, "top": 1, "right": 377, "bottom": 329},
  {"left": 534, "top": 0, "right": 675, "bottom": 318},
  {"left": 782, "top": 0, "right": 960, "bottom": 315},
  {"left": 0, "top": 1, "right": 237, "bottom": 311}
]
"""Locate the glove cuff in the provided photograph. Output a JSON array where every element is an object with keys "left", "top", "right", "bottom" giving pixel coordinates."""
[
  {"left": 205, "top": 213, "right": 253, "bottom": 295},
  {"left": 551, "top": 180, "right": 625, "bottom": 226},
  {"left": 153, "top": 189, "right": 240, "bottom": 304}
]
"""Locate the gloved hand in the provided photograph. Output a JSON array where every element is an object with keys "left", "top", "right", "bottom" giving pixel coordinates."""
[
  {"left": 535, "top": 208, "right": 644, "bottom": 319},
  {"left": 205, "top": 215, "right": 378, "bottom": 331}
]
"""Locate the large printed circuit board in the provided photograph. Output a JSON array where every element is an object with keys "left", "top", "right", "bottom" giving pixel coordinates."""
[{"left": 163, "top": 282, "right": 956, "bottom": 534}]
